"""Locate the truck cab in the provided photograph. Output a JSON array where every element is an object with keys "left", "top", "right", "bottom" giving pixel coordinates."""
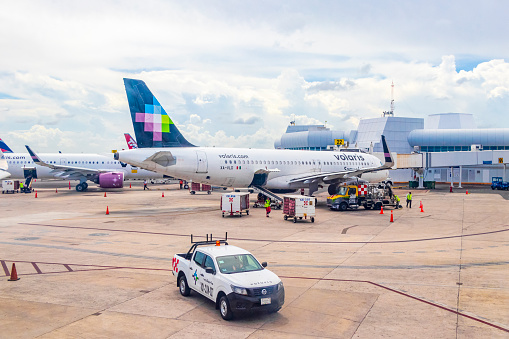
[{"left": 173, "top": 238, "right": 284, "bottom": 320}]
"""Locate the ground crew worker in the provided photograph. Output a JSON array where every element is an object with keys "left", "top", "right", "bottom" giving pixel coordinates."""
[
  {"left": 179, "top": 180, "right": 183, "bottom": 189},
  {"left": 406, "top": 192, "right": 412, "bottom": 208},
  {"left": 394, "top": 194, "right": 401, "bottom": 209},
  {"left": 264, "top": 198, "right": 271, "bottom": 217},
  {"left": 19, "top": 182, "right": 24, "bottom": 190},
  {"left": 143, "top": 180, "right": 149, "bottom": 190}
]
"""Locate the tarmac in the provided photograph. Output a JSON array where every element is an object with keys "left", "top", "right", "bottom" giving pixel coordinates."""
[{"left": 0, "top": 181, "right": 508, "bottom": 338}]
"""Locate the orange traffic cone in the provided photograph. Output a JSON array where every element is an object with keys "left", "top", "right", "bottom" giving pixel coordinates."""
[
  {"left": 162, "top": 192, "right": 165, "bottom": 197},
  {"left": 106, "top": 206, "right": 109, "bottom": 215},
  {"left": 419, "top": 201, "right": 423, "bottom": 209},
  {"left": 390, "top": 210, "right": 394, "bottom": 222},
  {"left": 379, "top": 206, "right": 384, "bottom": 214},
  {"left": 69, "top": 181, "right": 71, "bottom": 190},
  {"left": 466, "top": 190, "right": 469, "bottom": 195},
  {"left": 55, "top": 188, "right": 58, "bottom": 193},
  {"left": 35, "top": 191, "right": 38, "bottom": 198},
  {"left": 104, "top": 192, "right": 107, "bottom": 197},
  {"left": 420, "top": 204, "right": 424, "bottom": 213},
  {"left": 129, "top": 183, "right": 132, "bottom": 188},
  {"left": 8, "top": 263, "right": 20, "bottom": 281}
]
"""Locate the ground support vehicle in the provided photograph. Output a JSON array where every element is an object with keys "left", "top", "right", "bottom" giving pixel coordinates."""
[
  {"left": 491, "top": 177, "right": 509, "bottom": 190},
  {"left": 327, "top": 183, "right": 395, "bottom": 211},
  {"left": 282, "top": 195, "right": 315, "bottom": 223},
  {"left": 221, "top": 193, "right": 250, "bottom": 217},
  {"left": 252, "top": 193, "right": 282, "bottom": 209},
  {"left": 189, "top": 182, "right": 212, "bottom": 195},
  {"left": 2, "top": 180, "right": 19, "bottom": 194},
  {"left": 172, "top": 234, "right": 284, "bottom": 320}
]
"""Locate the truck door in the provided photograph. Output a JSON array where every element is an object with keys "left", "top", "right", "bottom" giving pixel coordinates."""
[
  {"left": 190, "top": 251, "right": 205, "bottom": 293},
  {"left": 196, "top": 151, "right": 208, "bottom": 173},
  {"left": 199, "top": 255, "right": 217, "bottom": 301}
]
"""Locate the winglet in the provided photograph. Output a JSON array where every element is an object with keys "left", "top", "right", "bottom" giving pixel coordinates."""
[
  {"left": 25, "top": 145, "right": 43, "bottom": 163},
  {"left": 381, "top": 135, "right": 394, "bottom": 168},
  {"left": 25, "top": 145, "right": 54, "bottom": 169}
]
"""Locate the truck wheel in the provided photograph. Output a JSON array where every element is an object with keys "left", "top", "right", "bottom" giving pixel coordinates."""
[
  {"left": 284, "top": 215, "right": 288, "bottom": 220},
  {"left": 219, "top": 295, "right": 233, "bottom": 320},
  {"left": 246, "top": 210, "right": 249, "bottom": 215},
  {"left": 208, "top": 191, "right": 211, "bottom": 195},
  {"left": 374, "top": 202, "right": 382, "bottom": 210},
  {"left": 184, "top": 184, "right": 189, "bottom": 189},
  {"left": 311, "top": 217, "right": 315, "bottom": 223},
  {"left": 293, "top": 217, "right": 297, "bottom": 223},
  {"left": 190, "top": 191, "right": 195, "bottom": 195},
  {"left": 179, "top": 275, "right": 190, "bottom": 296},
  {"left": 339, "top": 202, "right": 348, "bottom": 211}
]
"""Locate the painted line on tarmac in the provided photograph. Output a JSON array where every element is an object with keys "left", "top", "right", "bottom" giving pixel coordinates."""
[
  {"left": 4, "top": 258, "right": 506, "bottom": 333},
  {"left": 19, "top": 222, "right": 509, "bottom": 244},
  {"left": 31, "top": 262, "right": 42, "bottom": 274},
  {"left": 280, "top": 275, "right": 509, "bottom": 333}
]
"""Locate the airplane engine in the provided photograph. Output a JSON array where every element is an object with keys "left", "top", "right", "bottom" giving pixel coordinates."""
[
  {"left": 98, "top": 172, "right": 124, "bottom": 188},
  {"left": 328, "top": 183, "right": 338, "bottom": 195}
]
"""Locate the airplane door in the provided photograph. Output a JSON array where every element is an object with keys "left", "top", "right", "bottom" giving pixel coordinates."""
[
  {"left": 60, "top": 158, "right": 67, "bottom": 165},
  {"left": 196, "top": 151, "right": 208, "bottom": 173},
  {"left": 23, "top": 168, "right": 37, "bottom": 179},
  {"left": 313, "top": 159, "right": 322, "bottom": 172}
]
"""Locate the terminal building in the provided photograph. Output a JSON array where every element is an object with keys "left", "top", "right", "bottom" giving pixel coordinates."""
[{"left": 274, "top": 113, "right": 509, "bottom": 184}]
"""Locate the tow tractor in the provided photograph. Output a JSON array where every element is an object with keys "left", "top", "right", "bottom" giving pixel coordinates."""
[
  {"left": 327, "top": 183, "right": 396, "bottom": 211},
  {"left": 172, "top": 234, "right": 284, "bottom": 320}
]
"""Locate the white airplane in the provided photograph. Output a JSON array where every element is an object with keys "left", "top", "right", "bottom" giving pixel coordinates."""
[
  {"left": 0, "top": 137, "right": 164, "bottom": 191},
  {"left": 114, "top": 79, "right": 393, "bottom": 198}
]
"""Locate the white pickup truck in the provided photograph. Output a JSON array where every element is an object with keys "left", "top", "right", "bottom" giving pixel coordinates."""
[{"left": 172, "top": 238, "right": 285, "bottom": 320}]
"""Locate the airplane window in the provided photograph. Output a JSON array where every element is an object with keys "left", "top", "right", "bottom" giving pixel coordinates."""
[{"left": 251, "top": 160, "right": 254, "bottom": 164}]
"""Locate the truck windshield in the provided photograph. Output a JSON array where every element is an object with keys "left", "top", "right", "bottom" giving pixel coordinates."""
[
  {"left": 336, "top": 186, "right": 348, "bottom": 195},
  {"left": 216, "top": 254, "right": 263, "bottom": 274}
]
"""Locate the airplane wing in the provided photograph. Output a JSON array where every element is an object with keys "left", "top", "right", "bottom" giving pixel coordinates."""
[
  {"left": 0, "top": 150, "right": 10, "bottom": 179},
  {"left": 25, "top": 145, "right": 113, "bottom": 177},
  {"left": 288, "top": 135, "right": 394, "bottom": 184}
]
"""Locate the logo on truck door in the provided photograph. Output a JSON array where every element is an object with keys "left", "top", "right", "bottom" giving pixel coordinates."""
[{"left": 193, "top": 270, "right": 199, "bottom": 284}]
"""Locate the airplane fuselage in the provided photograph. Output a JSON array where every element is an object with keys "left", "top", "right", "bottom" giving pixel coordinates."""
[
  {"left": 3, "top": 153, "right": 163, "bottom": 181},
  {"left": 116, "top": 147, "right": 389, "bottom": 189}
]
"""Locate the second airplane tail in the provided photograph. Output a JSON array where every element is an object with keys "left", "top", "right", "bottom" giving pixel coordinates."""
[{"left": 123, "top": 78, "right": 195, "bottom": 148}]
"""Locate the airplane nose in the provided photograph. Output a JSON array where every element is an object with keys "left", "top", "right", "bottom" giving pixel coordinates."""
[{"left": 114, "top": 152, "right": 119, "bottom": 160}]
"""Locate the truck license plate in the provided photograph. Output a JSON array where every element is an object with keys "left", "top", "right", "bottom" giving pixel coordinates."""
[{"left": 261, "top": 297, "right": 271, "bottom": 305}]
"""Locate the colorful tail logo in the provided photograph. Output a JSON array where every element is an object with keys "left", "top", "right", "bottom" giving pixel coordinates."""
[
  {"left": 123, "top": 78, "right": 195, "bottom": 148},
  {"left": 0, "top": 138, "right": 13, "bottom": 153},
  {"left": 124, "top": 133, "right": 138, "bottom": 149}
]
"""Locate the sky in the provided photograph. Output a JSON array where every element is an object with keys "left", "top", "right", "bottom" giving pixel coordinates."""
[{"left": 0, "top": 0, "right": 508, "bottom": 153}]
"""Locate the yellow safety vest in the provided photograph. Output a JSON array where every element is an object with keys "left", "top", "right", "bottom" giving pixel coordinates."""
[
  {"left": 395, "top": 195, "right": 400, "bottom": 202},
  {"left": 407, "top": 194, "right": 412, "bottom": 201}
]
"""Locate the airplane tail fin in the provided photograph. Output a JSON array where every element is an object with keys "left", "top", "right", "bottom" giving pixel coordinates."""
[
  {"left": 0, "top": 138, "right": 13, "bottom": 153},
  {"left": 123, "top": 78, "right": 195, "bottom": 148},
  {"left": 381, "top": 135, "right": 394, "bottom": 168},
  {"left": 124, "top": 133, "right": 138, "bottom": 149}
]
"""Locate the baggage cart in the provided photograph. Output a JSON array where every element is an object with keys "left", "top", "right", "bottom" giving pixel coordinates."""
[
  {"left": 189, "top": 182, "right": 212, "bottom": 195},
  {"left": 283, "top": 195, "right": 315, "bottom": 223},
  {"left": 2, "top": 180, "right": 19, "bottom": 194},
  {"left": 221, "top": 193, "right": 250, "bottom": 217}
]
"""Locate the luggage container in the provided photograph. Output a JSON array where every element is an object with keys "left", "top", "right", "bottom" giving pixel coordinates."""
[
  {"left": 2, "top": 180, "right": 19, "bottom": 194},
  {"left": 221, "top": 193, "right": 250, "bottom": 217},
  {"left": 283, "top": 195, "right": 315, "bottom": 223},
  {"left": 189, "top": 182, "right": 212, "bottom": 195}
]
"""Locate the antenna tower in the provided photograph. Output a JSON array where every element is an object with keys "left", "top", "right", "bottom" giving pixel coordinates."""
[{"left": 382, "top": 81, "right": 395, "bottom": 117}]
